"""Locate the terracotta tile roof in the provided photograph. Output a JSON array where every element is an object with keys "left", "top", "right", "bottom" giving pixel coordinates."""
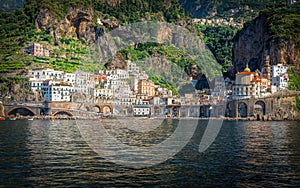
[
  {"left": 237, "top": 71, "right": 255, "bottom": 75},
  {"left": 96, "top": 75, "right": 107, "bottom": 79},
  {"left": 43, "top": 79, "right": 52, "bottom": 82},
  {"left": 251, "top": 78, "right": 262, "bottom": 82},
  {"left": 251, "top": 76, "right": 268, "bottom": 83},
  {"left": 256, "top": 76, "right": 267, "bottom": 79}
]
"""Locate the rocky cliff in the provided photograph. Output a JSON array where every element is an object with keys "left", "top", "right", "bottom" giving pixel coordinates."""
[
  {"left": 35, "top": 5, "right": 112, "bottom": 45},
  {"left": 232, "top": 6, "right": 300, "bottom": 72},
  {"left": 33, "top": 0, "right": 190, "bottom": 45}
]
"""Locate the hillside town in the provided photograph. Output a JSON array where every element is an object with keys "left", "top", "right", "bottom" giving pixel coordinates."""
[
  {"left": 27, "top": 49, "right": 289, "bottom": 117},
  {"left": 192, "top": 17, "right": 243, "bottom": 28},
  {"left": 28, "top": 59, "right": 175, "bottom": 116}
]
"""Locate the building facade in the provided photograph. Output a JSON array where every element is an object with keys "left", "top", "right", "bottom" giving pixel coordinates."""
[
  {"left": 28, "top": 43, "right": 50, "bottom": 57},
  {"left": 137, "top": 79, "right": 155, "bottom": 97},
  {"left": 271, "top": 64, "right": 289, "bottom": 91},
  {"left": 41, "top": 80, "right": 72, "bottom": 102}
]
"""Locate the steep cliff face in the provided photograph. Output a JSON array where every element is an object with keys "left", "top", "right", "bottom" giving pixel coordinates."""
[
  {"left": 35, "top": 6, "right": 102, "bottom": 44},
  {"left": 33, "top": 0, "right": 190, "bottom": 45},
  {"left": 232, "top": 11, "right": 300, "bottom": 72}
]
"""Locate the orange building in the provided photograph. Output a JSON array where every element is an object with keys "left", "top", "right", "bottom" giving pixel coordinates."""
[{"left": 137, "top": 79, "right": 155, "bottom": 97}]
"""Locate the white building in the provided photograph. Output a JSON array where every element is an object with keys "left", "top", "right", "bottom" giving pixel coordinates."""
[
  {"left": 133, "top": 106, "right": 150, "bottom": 116},
  {"left": 127, "top": 61, "right": 140, "bottom": 74},
  {"left": 63, "top": 73, "right": 76, "bottom": 86},
  {"left": 41, "top": 80, "right": 73, "bottom": 102},
  {"left": 118, "top": 97, "right": 135, "bottom": 105},
  {"left": 112, "top": 84, "right": 132, "bottom": 104},
  {"left": 133, "top": 99, "right": 150, "bottom": 116},
  {"left": 271, "top": 64, "right": 288, "bottom": 77},
  {"left": 272, "top": 74, "right": 289, "bottom": 91},
  {"left": 213, "top": 76, "right": 226, "bottom": 91},
  {"left": 29, "top": 69, "right": 66, "bottom": 92},
  {"left": 115, "top": 69, "right": 129, "bottom": 80},
  {"left": 129, "top": 75, "right": 140, "bottom": 93},
  {"left": 271, "top": 64, "right": 289, "bottom": 91},
  {"left": 212, "top": 76, "right": 226, "bottom": 99},
  {"left": 157, "top": 87, "right": 172, "bottom": 97},
  {"left": 29, "top": 78, "right": 43, "bottom": 92},
  {"left": 105, "top": 69, "right": 129, "bottom": 80},
  {"left": 29, "top": 69, "right": 64, "bottom": 80},
  {"left": 74, "top": 70, "right": 94, "bottom": 96}
]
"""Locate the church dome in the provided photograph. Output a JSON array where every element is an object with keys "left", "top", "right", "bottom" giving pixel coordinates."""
[{"left": 244, "top": 63, "right": 251, "bottom": 72}]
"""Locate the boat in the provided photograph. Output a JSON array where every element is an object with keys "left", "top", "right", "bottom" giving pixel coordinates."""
[
  {"left": 0, "top": 117, "right": 5, "bottom": 121},
  {"left": 28, "top": 118, "right": 34, "bottom": 121},
  {"left": 9, "top": 117, "right": 16, "bottom": 120}
]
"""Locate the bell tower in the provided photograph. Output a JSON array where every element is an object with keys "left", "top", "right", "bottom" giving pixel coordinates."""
[
  {"left": 262, "top": 54, "right": 271, "bottom": 90},
  {"left": 262, "top": 54, "right": 271, "bottom": 80}
]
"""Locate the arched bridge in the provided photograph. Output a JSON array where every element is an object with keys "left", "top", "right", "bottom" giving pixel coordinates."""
[
  {"left": 52, "top": 110, "right": 74, "bottom": 117},
  {"left": 3, "top": 102, "right": 113, "bottom": 118},
  {"left": 5, "top": 106, "right": 37, "bottom": 117},
  {"left": 226, "top": 98, "right": 273, "bottom": 118}
]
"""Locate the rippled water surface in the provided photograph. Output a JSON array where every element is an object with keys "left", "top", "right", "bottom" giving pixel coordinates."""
[{"left": 0, "top": 120, "right": 299, "bottom": 187}]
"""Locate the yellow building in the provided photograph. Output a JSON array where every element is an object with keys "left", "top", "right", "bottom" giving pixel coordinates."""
[
  {"left": 233, "top": 64, "right": 255, "bottom": 99},
  {"left": 137, "top": 79, "right": 155, "bottom": 97}
]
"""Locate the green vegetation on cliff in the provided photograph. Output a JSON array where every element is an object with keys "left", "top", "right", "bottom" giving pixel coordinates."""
[
  {"left": 288, "top": 68, "right": 300, "bottom": 90},
  {"left": 296, "top": 96, "right": 300, "bottom": 110},
  {"left": 94, "top": 0, "right": 190, "bottom": 24},
  {"left": 119, "top": 43, "right": 199, "bottom": 95},
  {"left": 264, "top": 3, "right": 300, "bottom": 47},
  {"left": 25, "top": 0, "right": 190, "bottom": 23},
  {"left": 0, "top": 8, "right": 35, "bottom": 73},
  {"left": 121, "top": 43, "right": 197, "bottom": 72},
  {"left": 0, "top": 0, "right": 192, "bottom": 74},
  {"left": 195, "top": 24, "right": 238, "bottom": 71},
  {"left": 0, "top": 75, "right": 30, "bottom": 102}
]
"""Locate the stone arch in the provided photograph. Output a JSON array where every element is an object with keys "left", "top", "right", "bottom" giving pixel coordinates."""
[
  {"left": 225, "top": 102, "right": 234, "bottom": 117},
  {"left": 94, "top": 105, "right": 101, "bottom": 113},
  {"left": 255, "top": 100, "right": 266, "bottom": 115},
  {"left": 6, "top": 106, "right": 36, "bottom": 117},
  {"left": 53, "top": 110, "right": 73, "bottom": 117},
  {"left": 102, "top": 105, "right": 112, "bottom": 115},
  {"left": 71, "top": 92, "right": 87, "bottom": 103},
  {"left": 238, "top": 102, "right": 248, "bottom": 118}
]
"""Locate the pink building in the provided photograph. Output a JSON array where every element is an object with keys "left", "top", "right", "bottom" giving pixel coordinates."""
[{"left": 28, "top": 43, "right": 49, "bottom": 57}]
